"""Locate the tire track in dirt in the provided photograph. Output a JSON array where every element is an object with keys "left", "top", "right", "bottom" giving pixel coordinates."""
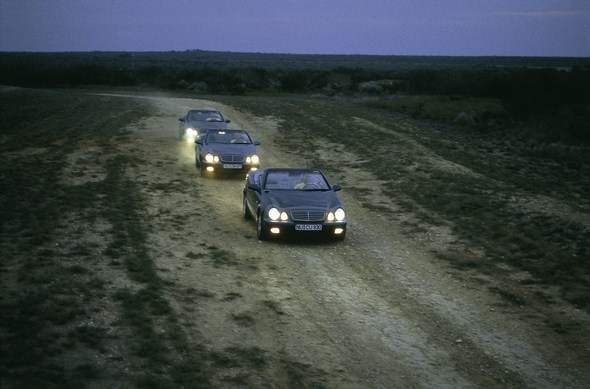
[{"left": 116, "top": 93, "right": 589, "bottom": 388}]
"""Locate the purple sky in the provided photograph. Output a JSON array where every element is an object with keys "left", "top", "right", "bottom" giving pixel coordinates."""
[{"left": 1, "top": 0, "right": 588, "bottom": 57}]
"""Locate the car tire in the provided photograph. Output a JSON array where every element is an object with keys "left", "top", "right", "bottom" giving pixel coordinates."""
[
  {"left": 242, "top": 195, "right": 252, "bottom": 220},
  {"left": 256, "top": 212, "right": 268, "bottom": 240}
]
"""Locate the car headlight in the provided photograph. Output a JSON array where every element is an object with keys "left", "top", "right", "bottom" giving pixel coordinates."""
[
  {"left": 327, "top": 212, "right": 335, "bottom": 221},
  {"left": 268, "top": 207, "right": 280, "bottom": 221},
  {"left": 246, "top": 155, "right": 260, "bottom": 164},
  {"left": 335, "top": 208, "right": 345, "bottom": 221},
  {"left": 186, "top": 128, "right": 195, "bottom": 136},
  {"left": 268, "top": 208, "right": 288, "bottom": 221},
  {"left": 204, "top": 153, "right": 219, "bottom": 163}
]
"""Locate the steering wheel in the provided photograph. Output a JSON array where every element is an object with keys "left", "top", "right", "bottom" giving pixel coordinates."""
[{"left": 303, "top": 183, "right": 321, "bottom": 190}]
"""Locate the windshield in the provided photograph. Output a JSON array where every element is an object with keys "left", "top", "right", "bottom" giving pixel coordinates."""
[
  {"left": 264, "top": 171, "right": 329, "bottom": 190},
  {"left": 189, "top": 111, "right": 223, "bottom": 122},
  {"left": 206, "top": 131, "right": 251, "bottom": 144}
]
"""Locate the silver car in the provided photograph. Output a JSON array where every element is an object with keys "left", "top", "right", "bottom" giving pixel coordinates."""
[{"left": 178, "top": 109, "right": 231, "bottom": 141}]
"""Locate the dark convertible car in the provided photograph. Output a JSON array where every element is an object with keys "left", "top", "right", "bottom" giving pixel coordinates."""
[
  {"left": 242, "top": 168, "right": 347, "bottom": 240},
  {"left": 178, "top": 109, "right": 230, "bottom": 141},
  {"left": 196, "top": 129, "right": 261, "bottom": 176}
]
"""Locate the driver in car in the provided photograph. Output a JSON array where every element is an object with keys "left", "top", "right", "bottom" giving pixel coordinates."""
[
  {"left": 294, "top": 173, "right": 324, "bottom": 189},
  {"left": 230, "top": 132, "right": 247, "bottom": 143}
]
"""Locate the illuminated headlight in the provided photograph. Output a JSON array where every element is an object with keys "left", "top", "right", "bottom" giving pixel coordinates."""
[
  {"left": 268, "top": 208, "right": 288, "bottom": 221},
  {"left": 186, "top": 128, "right": 196, "bottom": 137},
  {"left": 246, "top": 155, "right": 260, "bottom": 164},
  {"left": 335, "top": 208, "right": 345, "bottom": 221},
  {"left": 268, "top": 207, "right": 280, "bottom": 221},
  {"left": 204, "top": 153, "right": 219, "bottom": 163},
  {"left": 327, "top": 212, "right": 335, "bottom": 221}
]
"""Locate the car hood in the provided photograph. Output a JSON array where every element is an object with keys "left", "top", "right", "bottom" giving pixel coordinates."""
[
  {"left": 188, "top": 121, "right": 227, "bottom": 130},
  {"left": 265, "top": 190, "right": 342, "bottom": 210},
  {"left": 204, "top": 143, "right": 257, "bottom": 155}
]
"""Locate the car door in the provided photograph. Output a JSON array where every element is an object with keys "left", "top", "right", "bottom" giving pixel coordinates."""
[
  {"left": 246, "top": 173, "right": 263, "bottom": 216},
  {"left": 195, "top": 136, "right": 205, "bottom": 164}
]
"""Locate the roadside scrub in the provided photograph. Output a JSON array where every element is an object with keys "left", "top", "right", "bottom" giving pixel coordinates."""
[{"left": 0, "top": 89, "right": 212, "bottom": 387}]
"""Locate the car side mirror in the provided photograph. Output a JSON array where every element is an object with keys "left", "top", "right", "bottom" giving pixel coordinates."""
[
  {"left": 254, "top": 140, "right": 261, "bottom": 146},
  {"left": 195, "top": 139, "right": 203, "bottom": 145},
  {"left": 179, "top": 117, "right": 185, "bottom": 122},
  {"left": 332, "top": 184, "right": 342, "bottom": 192},
  {"left": 248, "top": 183, "right": 260, "bottom": 192},
  {"left": 226, "top": 119, "right": 231, "bottom": 123}
]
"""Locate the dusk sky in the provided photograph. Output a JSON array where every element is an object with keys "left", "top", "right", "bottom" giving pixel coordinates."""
[{"left": 1, "top": 0, "right": 589, "bottom": 57}]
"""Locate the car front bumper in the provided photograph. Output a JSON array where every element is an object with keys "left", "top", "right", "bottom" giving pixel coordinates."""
[
  {"left": 202, "top": 162, "right": 260, "bottom": 174},
  {"left": 263, "top": 219, "right": 347, "bottom": 238}
]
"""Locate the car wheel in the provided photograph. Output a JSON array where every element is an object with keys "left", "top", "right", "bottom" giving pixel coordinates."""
[
  {"left": 242, "top": 195, "right": 252, "bottom": 220},
  {"left": 256, "top": 212, "right": 268, "bottom": 240}
]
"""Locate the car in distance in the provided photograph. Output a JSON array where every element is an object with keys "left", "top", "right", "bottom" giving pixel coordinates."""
[
  {"left": 243, "top": 168, "right": 347, "bottom": 241},
  {"left": 196, "top": 129, "right": 261, "bottom": 176},
  {"left": 178, "top": 109, "right": 231, "bottom": 141}
]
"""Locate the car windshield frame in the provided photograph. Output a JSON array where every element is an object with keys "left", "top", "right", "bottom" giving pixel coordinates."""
[
  {"left": 263, "top": 169, "right": 330, "bottom": 191},
  {"left": 205, "top": 130, "right": 253, "bottom": 144}
]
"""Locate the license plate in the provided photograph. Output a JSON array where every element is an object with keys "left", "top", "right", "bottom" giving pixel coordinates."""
[
  {"left": 223, "top": 164, "right": 242, "bottom": 169},
  {"left": 295, "top": 224, "right": 322, "bottom": 231}
]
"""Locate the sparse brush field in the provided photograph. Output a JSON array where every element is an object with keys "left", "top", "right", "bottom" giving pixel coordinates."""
[
  {"left": 1, "top": 85, "right": 589, "bottom": 388},
  {"left": 0, "top": 89, "right": 211, "bottom": 386}
]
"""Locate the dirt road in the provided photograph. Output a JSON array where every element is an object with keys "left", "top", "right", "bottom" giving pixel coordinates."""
[{"left": 107, "top": 93, "right": 588, "bottom": 388}]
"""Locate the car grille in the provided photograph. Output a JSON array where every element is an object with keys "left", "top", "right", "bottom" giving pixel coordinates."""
[
  {"left": 290, "top": 210, "right": 325, "bottom": 222},
  {"left": 220, "top": 154, "right": 245, "bottom": 163}
]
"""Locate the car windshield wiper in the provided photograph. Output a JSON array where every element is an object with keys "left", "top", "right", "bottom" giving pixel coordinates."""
[{"left": 303, "top": 188, "right": 330, "bottom": 191}]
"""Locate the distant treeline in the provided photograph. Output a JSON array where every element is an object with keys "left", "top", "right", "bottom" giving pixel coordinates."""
[
  {"left": 1, "top": 51, "right": 589, "bottom": 132},
  {"left": 2, "top": 51, "right": 589, "bottom": 94}
]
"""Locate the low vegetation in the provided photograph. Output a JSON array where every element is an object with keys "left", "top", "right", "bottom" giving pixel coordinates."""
[
  {"left": 1, "top": 51, "right": 589, "bottom": 386},
  {"left": 1, "top": 51, "right": 589, "bottom": 143},
  {"left": 1, "top": 89, "right": 220, "bottom": 386}
]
